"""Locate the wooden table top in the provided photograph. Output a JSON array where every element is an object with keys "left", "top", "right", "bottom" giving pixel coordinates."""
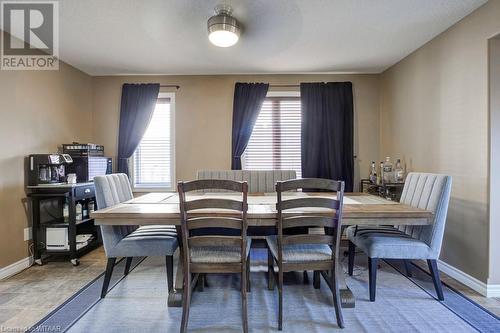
[{"left": 91, "top": 192, "right": 433, "bottom": 227}]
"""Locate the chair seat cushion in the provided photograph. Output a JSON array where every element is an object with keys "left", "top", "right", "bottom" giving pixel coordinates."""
[
  {"left": 190, "top": 240, "right": 252, "bottom": 264},
  {"left": 265, "top": 235, "right": 332, "bottom": 262},
  {"left": 108, "top": 225, "right": 178, "bottom": 258},
  {"left": 346, "top": 225, "right": 432, "bottom": 259}
]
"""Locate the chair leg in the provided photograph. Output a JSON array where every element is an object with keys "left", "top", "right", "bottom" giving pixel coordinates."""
[
  {"left": 331, "top": 260, "right": 345, "bottom": 328},
  {"left": 246, "top": 257, "right": 251, "bottom": 292},
  {"left": 241, "top": 268, "right": 249, "bottom": 333},
  {"left": 268, "top": 249, "right": 274, "bottom": 290},
  {"left": 348, "top": 241, "right": 355, "bottom": 276},
  {"left": 101, "top": 258, "right": 116, "bottom": 298},
  {"left": 368, "top": 257, "right": 378, "bottom": 302},
  {"left": 180, "top": 268, "right": 191, "bottom": 333},
  {"left": 278, "top": 269, "right": 283, "bottom": 331},
  {"left": 427, "top": 259, "right": 444, "bottom": 301},
  {"left": 313, "top": 271, "right": 321, "bottom": 289},
  {"left": 124, "top": 257, "right": 133, "bottom": 276},
  {"left": 198, "top": 274, "right": 205, "bottom": 292},
  {"left": 303, "top": 270, "right": 309, "bottom": 284},
  {"left": 404, "top": 260, "right": 413, "bottom": 277},
  {"left": 166, "top": 256, "right": 174, "bottom": 293}
]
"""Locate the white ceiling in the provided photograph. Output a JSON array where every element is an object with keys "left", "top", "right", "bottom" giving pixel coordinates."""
[{"left": 53, "top": 0, "right": 486, "bottom": 75}]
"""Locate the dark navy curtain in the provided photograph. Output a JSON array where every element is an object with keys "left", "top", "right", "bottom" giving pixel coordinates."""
[
  {"left": 117, "top": 83, "right": 160, "bottom": 176},
  {"left": 231, "top": 82, "right": 269, "bottom": 169},
  {"left": 300, "top": 82, "right": 354, "bottom": 191}
]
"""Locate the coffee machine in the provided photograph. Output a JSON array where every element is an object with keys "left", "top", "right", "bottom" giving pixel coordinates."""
[{"left": 27, "top": 154, "right": 73, "bottom": 186}]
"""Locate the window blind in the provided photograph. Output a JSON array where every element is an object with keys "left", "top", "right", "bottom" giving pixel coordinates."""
[
  {"left": 244, "top": 97, "right": 302, "bottom": 178},
  {"left": 133, "top": 98, "right": 174, "bottom": 189}
]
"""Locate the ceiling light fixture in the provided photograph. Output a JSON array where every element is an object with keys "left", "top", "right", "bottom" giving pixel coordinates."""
[{"left": 207, "top": 4, "right": 241, "bottom": 48}]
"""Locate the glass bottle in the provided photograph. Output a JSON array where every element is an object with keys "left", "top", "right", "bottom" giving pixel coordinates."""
[
  {"left": 63, "top": 199, "right": 69, "bottom": 222},
  {"left": 395, "top": 159, "right": 404, "bottom": 182},
  {"left": 82, "top": 200, "right": 88, "bottom": 218},
  {"left": 369, "top": 161, "right": 377, "bottom": 184},
  {"left": 378, "top": 161, "right": 384, "bottom": 185},
  {"left": 76, "top": 202, "right": 83, "bottom": 221},
  {"left": 383, "top": 157, "right": 393, "bottom": 183}
]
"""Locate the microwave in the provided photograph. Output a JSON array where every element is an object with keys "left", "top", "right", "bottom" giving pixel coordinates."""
[{"left": 66, "top": 156, "right": 112, "bottom": 183}]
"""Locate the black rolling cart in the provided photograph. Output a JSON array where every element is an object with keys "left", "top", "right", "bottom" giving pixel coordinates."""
[{"left": 27, "top": 182, "right": 102, "bottom": 266}]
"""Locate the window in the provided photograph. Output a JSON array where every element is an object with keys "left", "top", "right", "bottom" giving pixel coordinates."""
[
  {"left": 132, "top": 93, "right": 175, "bottom": 190},
  {"left": 243, "top": 95, "right": 302, "bottom": 177}
]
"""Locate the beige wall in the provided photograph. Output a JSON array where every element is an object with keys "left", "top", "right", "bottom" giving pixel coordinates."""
[
  {"left": 92, "top": 74, "right": 380, "bottom": 188},
  {"left": 380, "top": 1, "right": 500, "bottom": 282},
  {"left": 489, "top": 37, "right": 500, "bottom": 285},
  {"left": 0, "top": 35, "right": 93, "bottom": 267}
]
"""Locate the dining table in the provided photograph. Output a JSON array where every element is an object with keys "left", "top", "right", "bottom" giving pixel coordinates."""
[{"left": 91, "top": 191, "right": 433, "bottom": 308}]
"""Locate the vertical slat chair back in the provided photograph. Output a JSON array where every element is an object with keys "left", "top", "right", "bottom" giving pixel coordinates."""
[
  {"left": 397, "top": 173, "right": 452, "bottom": 258},
  {"left": 196, "top": 170, "right": 296, "bottom": 193},
  {"left": 178, "top": 179, "right": 249, "bottom": 267},
  {"left": 275, "top": 178, "right": 345, "bottom": 263}
]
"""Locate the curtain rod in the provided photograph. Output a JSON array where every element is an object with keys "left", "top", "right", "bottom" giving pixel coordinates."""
[
  {"left": 160, "top": 84, "right": 180, "bottom": 89},
  {"left": 269, "top": 84, "right": 300, "bottom": 88}
]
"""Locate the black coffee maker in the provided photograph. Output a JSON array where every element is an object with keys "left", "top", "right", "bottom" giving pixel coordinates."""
[{"left": 27, "top": 154, "right": 73, "bottom": 186}]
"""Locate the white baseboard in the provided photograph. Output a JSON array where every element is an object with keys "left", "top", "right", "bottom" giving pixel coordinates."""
[
  {"left": 486, "top": 284, "right": 500, "bottom": 298},
  {"left": 0, "top": 256, "right": 33, "bottom": 280},
  {"left": 437, "top": 259, "right": 500, "bottom": 297}
]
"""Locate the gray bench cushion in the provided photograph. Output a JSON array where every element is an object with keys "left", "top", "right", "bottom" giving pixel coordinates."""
[
  {"left": 197, "top": 170, "right": 296, "bottom": 193},
  {"left": 190, "top": 240, "right": 252, "bottom": 264},
  {"left": 346, "top": 226, "right": 432, "bottom": 259},
  {"left": 266, "top": 235, "right": 332, "bottom": 262}
]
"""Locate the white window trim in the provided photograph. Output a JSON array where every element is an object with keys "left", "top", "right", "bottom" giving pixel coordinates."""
[
  {"left": 266, "top": 90, "right": 300, "bottom": 97},
  {"left": 130, "top": 92, "right": 176, "bottom": 192}
]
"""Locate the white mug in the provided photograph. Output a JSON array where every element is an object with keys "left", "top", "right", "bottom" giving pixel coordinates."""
[{"left": 67, "top": 173, "right": 77, "bottom": 184}]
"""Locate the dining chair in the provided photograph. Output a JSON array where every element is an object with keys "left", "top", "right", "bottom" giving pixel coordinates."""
[
  {"left": 347, "top": 172, "right": 452, "bottom": 302},
  {"left": 178, "top": 179, "right": 251, "bottom": 333},
  {"left": 266, "top": 178, "right": 345, "bottom": 330},
  {"left": 94, "top": 174, "right": 178, "bottom": 298}
]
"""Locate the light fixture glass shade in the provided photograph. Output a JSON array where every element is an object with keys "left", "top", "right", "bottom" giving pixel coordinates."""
[
  {"left": 208, "top": 30, "right": 239, "bottom": 47},
  {"left": 207, "top": 5, "right": 241, "bottom": 48}
]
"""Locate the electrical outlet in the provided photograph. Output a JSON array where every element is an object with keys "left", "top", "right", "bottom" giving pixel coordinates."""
[{"left": 24, "top": 227, "right": 32, "bottom": 241}]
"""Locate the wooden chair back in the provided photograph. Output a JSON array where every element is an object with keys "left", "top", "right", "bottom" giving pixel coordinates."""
[
  {"left": 275, "top": 178, "right": 345, "bottom": 262},
  {"left": 178, "top": 179, "right": 249, "bottom": 264}
]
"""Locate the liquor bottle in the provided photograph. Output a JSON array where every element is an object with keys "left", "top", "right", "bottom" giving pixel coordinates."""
[
  {"left": 76, "top": 202, "right": 83, "bottom": 221},
  {"left": 378, "top": 161, "right": 384, "bottom": 185},
  {"left": 82, "top": 200, "right": 88, "bottom": 218},
  {"left": 395, "top": 159, "right": 404, "bottom": 182},
  {"left": 88, "top": 200, "right": 95, "bottom": 213},
  {"left": 383, "top": 157, "right": 393, "bottom": 183},
  {"left": 63, "top": 199, "right": 69, "bottom": 222},
  {"left": 369, "top": 161, "right": 377, "bottom": 184}
]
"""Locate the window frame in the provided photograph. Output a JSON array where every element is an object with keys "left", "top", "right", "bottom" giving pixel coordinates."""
[
  {"left": 242, "top": 90, "right": 302, "bottom": 176},
  {"left": 130, "top": 92, "right": 176, "bottom": 192}
]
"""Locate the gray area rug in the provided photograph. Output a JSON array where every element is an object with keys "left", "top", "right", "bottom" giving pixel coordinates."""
[{"left": 65, "top": 253, "right": 479, "bottom": 333}]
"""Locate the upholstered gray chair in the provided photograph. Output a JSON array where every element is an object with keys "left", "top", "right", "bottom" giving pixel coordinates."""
[
  {"left": 94, "top": 174, "right": 178, "bottom": 298},
  {"left": 347, "top": 172, "right": 452, "bottom": 302}
]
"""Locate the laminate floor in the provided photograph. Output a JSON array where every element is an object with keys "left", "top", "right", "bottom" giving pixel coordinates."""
[{"left": 0, "top": 247, "right": 107, "bottom": 331}]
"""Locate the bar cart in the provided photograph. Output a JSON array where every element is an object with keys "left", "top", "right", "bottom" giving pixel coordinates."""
[{"left": 359, "top": 179, "right": 405, "bottom": 201}]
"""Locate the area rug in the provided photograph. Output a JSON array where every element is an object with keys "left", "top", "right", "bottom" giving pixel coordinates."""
[{"left": 30, "top": 250, "right": 500, "bottom": 332}]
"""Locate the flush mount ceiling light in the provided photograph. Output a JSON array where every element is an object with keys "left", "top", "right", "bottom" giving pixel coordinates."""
[{"left": 207, "top": 4, "right": 241, "bottom": 48}]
